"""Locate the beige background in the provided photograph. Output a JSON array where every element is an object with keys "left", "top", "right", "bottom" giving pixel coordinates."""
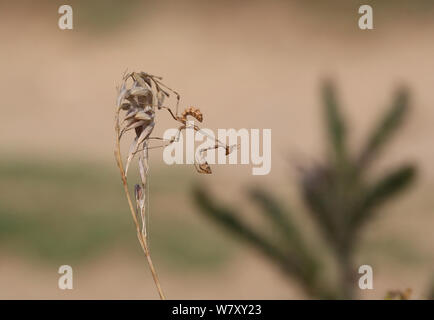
[{"left": 0, "top": 1, "right": 433, "bottom": 299}]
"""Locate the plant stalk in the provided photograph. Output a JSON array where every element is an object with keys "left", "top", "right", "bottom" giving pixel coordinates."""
[{"left": 114, "top": 113, "right": 165, "bottom": 300}]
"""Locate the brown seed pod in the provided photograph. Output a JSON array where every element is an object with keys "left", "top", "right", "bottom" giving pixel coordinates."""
[{"left": 197, "top": 162, "right": 212, "bottom": 174}]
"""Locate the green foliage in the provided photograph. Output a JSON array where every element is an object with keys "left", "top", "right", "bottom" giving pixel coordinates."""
[
  {"left": 358, "top": 89, "right": 409, "bottom": 169},
  {"left": 351, "top": 165, "right": 415, "bottom": 230},
  {"left": 323, "top": 80, "right": 347, "bottom": 166},
  {"left": 194, "top": 82, "right": 417, "bottom": 299},
  {"left": 194, "top": 186, "right": 335, "bottom": 299}
]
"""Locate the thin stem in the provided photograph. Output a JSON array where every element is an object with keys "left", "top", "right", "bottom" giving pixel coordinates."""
[
  {"left": 336, "top": 247, "right": 354, "bottom": 300},
  {"left": 114, "top": 112, "right": 166, "bottom": 300}
]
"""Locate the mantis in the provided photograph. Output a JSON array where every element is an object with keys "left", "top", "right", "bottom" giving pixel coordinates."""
[{"left": 114, "top": 71, "right": 233, "bottom": 299}]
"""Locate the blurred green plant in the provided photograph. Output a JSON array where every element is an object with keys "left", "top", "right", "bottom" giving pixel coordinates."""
[
  {"left": 194, "top": 81, "right": 417, "bottom": 299},
  {"left": 0, "top": 159, "right": 232, "bottom": 269},
  {"left": 76, "top": 0, "right": 144, "bottom": 32}
]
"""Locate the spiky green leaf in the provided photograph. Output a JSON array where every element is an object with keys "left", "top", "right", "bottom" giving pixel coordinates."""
[
  {"left": 322, "top": 81, "right": 348, "bottom": 166},
  {"left": 193, "top": 185, "right": 304, "bottom": 276},
  {"left": 359, "top": 88, "right": 409, "bottom": 168},
  {"left": 248, "top": 187, "right": 321, "bottom": 280},
  {"left": 351, "top": 165, "right": 416, "bottom": 228}
]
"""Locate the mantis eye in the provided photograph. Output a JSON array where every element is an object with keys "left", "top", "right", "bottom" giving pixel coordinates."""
[{"left": 120, "top": 102, "right": 131, "bottom": 110}]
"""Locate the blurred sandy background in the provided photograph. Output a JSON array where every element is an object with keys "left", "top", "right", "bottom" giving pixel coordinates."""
[{"left": 0, "top": 0, "right": 433, "bottom": 299}]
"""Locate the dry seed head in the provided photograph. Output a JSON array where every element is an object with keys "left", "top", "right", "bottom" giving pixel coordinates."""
[
  {"left": 197, "top": 162, "right": 212, "bottom": 174},
  {"left": 179, "top": 107, "right": 203, "bottom": 123}
]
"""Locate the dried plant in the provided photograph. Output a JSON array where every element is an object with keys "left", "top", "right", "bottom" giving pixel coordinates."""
[
  {"left": 114, "top": 71, "right": 232, "bottom": 299},
  {"left": 385, "top": 288, "right": 412, "bottom": 300}
]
